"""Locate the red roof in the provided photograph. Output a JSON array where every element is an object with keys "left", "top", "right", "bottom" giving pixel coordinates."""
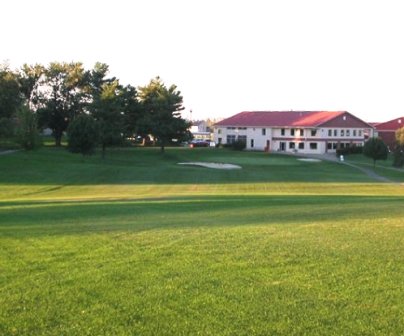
[
  {"left": 373, "top": 117, "right": 404, "bottom": 131},
  {"left": 215, "top": 111, "right": 348, "bottom": 127}
]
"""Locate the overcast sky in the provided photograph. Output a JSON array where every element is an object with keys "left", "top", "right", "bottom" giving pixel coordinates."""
[{"left": 2, "top": 0, "right": 403, "bottom": 122}]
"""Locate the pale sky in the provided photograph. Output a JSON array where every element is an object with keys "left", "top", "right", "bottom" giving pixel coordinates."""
[{"left": 2, "top": 0, "right": 404, "bottom": 122}]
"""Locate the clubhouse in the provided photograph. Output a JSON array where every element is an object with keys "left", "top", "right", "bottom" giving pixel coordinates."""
[{"left": 213, "top": 111, "right": 374, "bottom": 154}]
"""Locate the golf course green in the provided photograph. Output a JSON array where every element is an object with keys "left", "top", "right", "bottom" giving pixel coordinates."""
[{"left": 1, "top": 147, "right": 403, "bottom": 335}]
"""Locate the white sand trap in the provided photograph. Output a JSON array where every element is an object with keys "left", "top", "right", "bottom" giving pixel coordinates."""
[
  {"left": 178, "top": 162, "right": 242, "bottom": 169},
  {"left": 298, "top": 158, "right": 322, "bottom": 162}
]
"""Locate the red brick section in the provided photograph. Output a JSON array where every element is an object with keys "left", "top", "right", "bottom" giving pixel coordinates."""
[{"left": 373, "top": 117, "right": 404, "bottom": 149}]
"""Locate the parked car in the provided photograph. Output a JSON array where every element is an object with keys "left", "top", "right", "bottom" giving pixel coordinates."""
[{"left": 189, "top": 140, "right": 210, "bottom": 147}]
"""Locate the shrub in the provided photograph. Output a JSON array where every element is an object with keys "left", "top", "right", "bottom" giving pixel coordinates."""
[
  {"left": 232, "top": 139, "right": 246, "bottom": 151},
  {"left": 335, "top": 146, "right": 363, "bottom": 157}
]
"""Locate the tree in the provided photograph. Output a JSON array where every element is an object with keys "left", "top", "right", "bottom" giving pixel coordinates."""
[
  {"left": 15, "top": 105, "right": 42, "bottom": 150},
  {"left": 0, "top": 64, "right": 22, "bottom": 139},
  {"left": 36, "top": 62, "right": 87, "bottom": 146},
  {"left": 18, "top": 63, "right": 45, "bottom": 110},
  {"left": 392, "top": 127, "right": 404, "bottom": 167},
  {"left": 87, "top": 63, "right": 131, "bottom": 158},
  {"left": 67, "top": 114, "right": 99, "bottom": 155},
  {"left": 138, "top": 77, "right": 191, "bottom": 152},
  {"left": 396, "top": 127, "right": 404, "bottom": 146},
  {"left": 363, "top": 137, "right": 388, "bottom": 167}
]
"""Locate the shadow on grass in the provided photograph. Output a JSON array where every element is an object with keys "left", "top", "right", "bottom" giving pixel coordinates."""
[{"left": 1, "top": 195, "right": 403, "bottom": 238}]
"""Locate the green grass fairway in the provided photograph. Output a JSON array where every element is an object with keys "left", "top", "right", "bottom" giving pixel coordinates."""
[{"left": 1, "top": 147, "right": 403, "bottom": 335}]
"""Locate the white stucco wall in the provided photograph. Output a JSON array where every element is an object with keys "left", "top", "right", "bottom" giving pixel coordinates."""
[{"left": 214, "top": 126, "right": 370, "bottom": 154}]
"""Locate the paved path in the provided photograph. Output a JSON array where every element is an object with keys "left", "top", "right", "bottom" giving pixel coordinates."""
[
  {"left": 294, "top": 153, "right": 397, "bottom": 183},
  {"left": 0, "top": 149, "right": 20, "bottom": 155}
]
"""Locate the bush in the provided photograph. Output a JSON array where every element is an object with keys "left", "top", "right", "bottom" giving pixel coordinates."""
[
  {"left": 232, "top": 140, "right": 246, "bottom": 151},
  {"left": 335, "top": 146, "right": 363, "bottom": 157}
]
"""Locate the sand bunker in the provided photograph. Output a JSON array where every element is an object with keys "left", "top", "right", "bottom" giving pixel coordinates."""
[
  {"left": 298, "top": 158, "right": 322, "bottom": 162},
  {"left": 178, "top": 162, "right": 242, "bottom": 169}
]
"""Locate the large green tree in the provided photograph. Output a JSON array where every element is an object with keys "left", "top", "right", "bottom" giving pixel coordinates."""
[
  {"left": 392, "top": 127, "right": 404, "bottom": 167},
  {"left": 138, "top": 77, "right": 191, "bottom": 152},
  {"left": 363, "top": 137, "right": 388, "bottom": 167},
  {"left": 36, "top": 62, "right": 87, "bottom": 146},
  {"left": 87, "top": 63, "right": 138, "bottom": 158},
  {"left": 67, "top": 114, "right": 99, "bottom": 155},
  {"left": 18, "top": 64, "right": 45, "bottom": 110},
  {"left": 0, "top": 64, "right": 22, "bottom": 139},
  {"left": 15, "top": 104, "right": 42, "bottom": 150}
]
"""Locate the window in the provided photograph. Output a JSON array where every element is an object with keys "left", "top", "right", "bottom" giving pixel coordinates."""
[
  {"left": 328, "top": 129, "right": 332, "bottom": 136},
  {"left": 227, "top": 127, "right": 236, "bottom": 130},
  {"left": 289, "top": 142, "right": 295, "bottom": 149},
  {"left": 359, "top": 130, "right": 362, "bottom": 136},
  {"left": 346, "top": 129, "right": 350, "bottom": 136},
  {"left": 227, "top": 135, "right": 236, "bottom": 144},
  {"left": 340, "top": 129, "right": 344, "bottom": 136},
  {"left": 281, "top": 128, "right": 285, "bottom": 136},
  {"left": 237, "top": 135, "right": 247, "bottom": 144},
  {"left": 353, "top": 130, "right": 356, "bottom": 136},
  {"left": 238, "top": 127, "right": 247, "bottom": 130},
  {"left": 311, "top": 129, "right": 317, "bottom": 136},
  {"left": 298, "top": 142, "right": 304, "bottom": 149},
  {"left": 299, "top": 129, "right": 304, "bottom": 136},
  {"left": 332, "top": 143, "right": 337, "bottom": 149},
  {"left": 327, "top": 143, "right": 332, "bottom": 150},
  {"left": 218, "top": 137, "right": 222, "bottom": 144},
  {"left": 262, "top": 128, "right": 266, "bottom": 135},
  {"left": 218, "top": 129, "right": 222, "bottom": 134},
  {"left": 250, "top": 139, "right": 254, "bottom": 148},
  {"left": 291, "top": 129, "right": 295, "bottom": 136},
  {"left": 310, "top": 143, "right": 318, "bottom": 150},
  {"left": 334, "top": 129, "right": 337, "bottom": 136}
]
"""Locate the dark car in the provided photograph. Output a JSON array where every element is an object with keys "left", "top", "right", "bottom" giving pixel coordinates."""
[{"left": 190, "top": 140, "right": 210, "bottom": 147}]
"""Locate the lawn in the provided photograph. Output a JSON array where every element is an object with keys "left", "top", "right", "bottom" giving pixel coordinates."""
[{"left": 0, "top": 147, "right": 403, "bottom": 335}]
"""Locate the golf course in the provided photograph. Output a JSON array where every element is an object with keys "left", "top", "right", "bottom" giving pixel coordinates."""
[{"left": 1, "top": 147, "right": 403, "bottom": 335}]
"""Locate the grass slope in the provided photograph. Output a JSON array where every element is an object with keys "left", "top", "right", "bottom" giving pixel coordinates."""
[{"left": 0, "top": 147, "right": 403, "bottom": 335}]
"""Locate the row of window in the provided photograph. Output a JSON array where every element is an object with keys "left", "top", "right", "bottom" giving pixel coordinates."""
[
  {"left": 288, "top": 142, "right": 318, "bottom": 150},
  {"left": 220, "top": 128, "right": 364, "bottom": 138},
  {"left": 225, "top": 127, "right": 247, "bottom": 131},
  {"left": 328, "top": 129, "right": 362, "bottom": 137}
]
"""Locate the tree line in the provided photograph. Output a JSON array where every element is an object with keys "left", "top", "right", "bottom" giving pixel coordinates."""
[{"left": 0, "top": 62, "right": 192, "bottom": 155}]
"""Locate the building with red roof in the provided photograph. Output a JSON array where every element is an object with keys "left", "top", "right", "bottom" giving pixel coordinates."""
[
  {"left": 373, "top": 117, "right": 403, "bottom": 150},
  {"left": 214, "top": 111, "right": 374, "bottom": 154}
]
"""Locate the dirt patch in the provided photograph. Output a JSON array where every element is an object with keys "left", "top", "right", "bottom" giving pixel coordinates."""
[{"left": 178, "top": 162, "right": 242, "bottom": 170}]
